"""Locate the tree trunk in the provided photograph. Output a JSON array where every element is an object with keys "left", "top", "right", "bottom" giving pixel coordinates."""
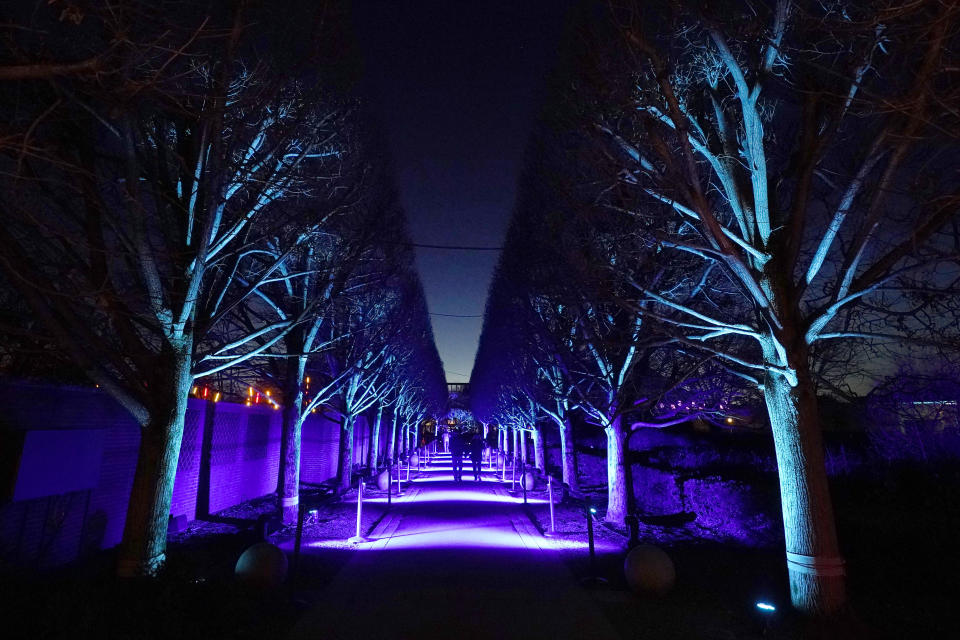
[
  {"left": 117, "top": 343, "right": 192, "bottom": 577},
  {"left": 387, "top": 409, "right": 398, "bottom": 464},
  {"left": 533, "top": 424, "right": 545, "bottom": 472},
  {"left": 277, "top": 407, "right": 304, "bottom": 526},
  {"left": 559, "top": 416, "right": 577, "bottom": 490},
  {"left": 367, "top": 405, "right": 383, "bottom": 471},
  {"left": 277, "top": 356, "right": 306, "bottom": 525},
  {"left": 765, "top": 364, "right": 846, "bottom": 615},
  {"left": 604, "top": 415, "right": 627, "bottom": 527},
  {"left": 337, "top": 414, "right": 355, "bottom": 492}
]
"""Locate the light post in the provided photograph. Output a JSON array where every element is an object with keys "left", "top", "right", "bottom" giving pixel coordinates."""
[
  {"left": 396, "top": 456, "right": 404, "bottom": 496},
  {"left": 581, "top": 504, "right": 607, "bottom": 586},
  {"left": 348, "top": 475, "right": 367, "bottom": 544},
  {"left": 546, "top": 475, "right": 556, "bottom": 535}
]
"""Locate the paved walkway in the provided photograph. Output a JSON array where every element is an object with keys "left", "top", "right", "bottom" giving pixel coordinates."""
[{"left": 290, "top": 452, "right": 621, "bottom": 639}]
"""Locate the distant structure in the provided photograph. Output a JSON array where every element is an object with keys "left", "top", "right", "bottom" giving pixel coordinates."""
[{"left": 447, "top": 383, "right": 469, "bottom": 410}]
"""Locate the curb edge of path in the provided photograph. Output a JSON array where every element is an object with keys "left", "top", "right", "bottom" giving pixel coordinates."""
[{"left": 365, "top": 486, "right": 420, "bottom": 549}]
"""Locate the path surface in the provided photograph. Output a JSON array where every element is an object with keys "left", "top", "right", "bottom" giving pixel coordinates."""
[{"left": 290, "top": 452, "right": 621, "bottom": 639}]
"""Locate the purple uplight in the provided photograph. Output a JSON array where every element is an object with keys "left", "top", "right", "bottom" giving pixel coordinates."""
[{"left": 400, "top": 488, "right": 548, "bottom": 505}]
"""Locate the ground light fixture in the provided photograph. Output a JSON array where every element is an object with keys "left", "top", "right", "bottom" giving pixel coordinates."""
[
  {"left": 754, "top": 600, "right": 777, "bottom": 634},
  {"left": 581, "top": 503, "right": 608, "bottom": 586}
]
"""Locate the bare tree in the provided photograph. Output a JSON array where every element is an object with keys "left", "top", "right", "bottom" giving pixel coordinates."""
[
  {"left": 0, "top": 1, "right": 355, "bottom": 575},
  {"left": 589, "top": 0, "right": 960, "bottom": 614}
]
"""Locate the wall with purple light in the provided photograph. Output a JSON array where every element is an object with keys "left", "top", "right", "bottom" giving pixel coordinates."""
[
  {"left": 0, "top": 381, "right": 351, "bottom": 569},
  {"left": 301, "top": 411, "right": 345, "bottom": 485},
  {"left": 544, "top": 424, "right": 878, "bottom": 547}
]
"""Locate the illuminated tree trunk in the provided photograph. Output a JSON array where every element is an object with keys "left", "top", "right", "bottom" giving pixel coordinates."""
[
  {"left": 520, "top": 429, "right": 528, "bottom": 465},
  {"left": 559, "top": 417, "right": 577, "bottom": 490},
  {"left": 532, "top": 424, "right": 545, "bottom": 472},
  {"left": 387, "top": 409, "right": 398, "bottom": 463},
  {"left": 765, "top": 357, "right": 846, "bottom": 615},
  {"left": 367, "top": 404, "right": 383, "bottom": 470},
  {"left": 277, "top": 407, "right": 306, "bottom": 526},
  {"left": 337, "top": 414, "right": 355, "bottom": 491},
  {"left": 277, "top": 354, "right": 307, "bottom": 525},
  {"left": 604, "top": 414, "right": 627, "bottom": 526},
  {"left": 117, "top": 341, "right": 192, "bottom": 577}
]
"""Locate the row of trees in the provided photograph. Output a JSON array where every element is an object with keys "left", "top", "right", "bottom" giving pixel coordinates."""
[
  {"left": 472, "top": 0, "right": 960, "bottom": 616},
  {"left": 0, "top": 1, "right": 445, "bottom": 577}
]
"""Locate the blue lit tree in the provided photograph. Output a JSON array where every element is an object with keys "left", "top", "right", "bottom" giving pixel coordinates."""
[
  {"left": 473, "top": 109, "right": 666, "bottom": 525},
  {"left": 365, "top": 279, "right": 442, "bottom": 471},
  {"left": 313, "top": 181, "right": 444, "bottom": 491},
  {"left": 0, "top": 1, "right": 359, "bottom": 575},
  {"left": 226, "top": 198, "right": 369, "bottom": 525},
  {"left": 586, "top": 0, "right": 960, "bottom": 614}
]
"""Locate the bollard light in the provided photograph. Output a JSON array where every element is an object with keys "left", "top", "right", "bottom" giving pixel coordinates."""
[
  {"left": 546, "top": 476, "right": 556, "bottom": 535},
  {"left": 348, "top": 477, "right": 367, "bottom": 544},
  {"left": 580, "top": 502, "right": 607, "bottom": 586}
]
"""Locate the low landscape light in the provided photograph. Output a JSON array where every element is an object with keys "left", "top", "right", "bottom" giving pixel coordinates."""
[{"left": 755, "top": 601, "right": 776, "bottom": 612}]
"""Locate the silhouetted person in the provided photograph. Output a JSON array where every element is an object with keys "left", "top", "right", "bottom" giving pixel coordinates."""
[
  {"left": 450, "top": 431, "right": 465, "bottom": 482},
  {"left": 470, "top": 431, "right": 484, "bottom": 481}
]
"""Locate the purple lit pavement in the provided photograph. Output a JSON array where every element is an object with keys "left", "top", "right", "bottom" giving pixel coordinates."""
[{"left": 289, "top": 453, "right": 621, "bottom": 639}]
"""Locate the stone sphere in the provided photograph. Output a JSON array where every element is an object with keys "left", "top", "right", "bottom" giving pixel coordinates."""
[
  {"left": 409, "top": 453, "right": 419, "bottom": 466},
  {"left": 521, "top": 470, "right": 536, "bottom": 490},
  {"left": 376, "top": 468, "right": 391, "bottom": 491},
  {"left": 235, "top": 542, "right": 288, "bottom": 589},
  {"left": 623, "top": 544, "right": 675, "bottom": 596}
]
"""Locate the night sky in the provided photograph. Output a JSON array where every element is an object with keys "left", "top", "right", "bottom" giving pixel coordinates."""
[{"left": 354, "top": 1, "right": 571, "bottom": 383}]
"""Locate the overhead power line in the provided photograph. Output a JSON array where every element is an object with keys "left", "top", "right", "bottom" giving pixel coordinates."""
[
  {"left": 408, "top": 242, "right": 503, "bottom": 251},
  {"left": 430, "top": 312, "right": 483, "bottom": 318}
]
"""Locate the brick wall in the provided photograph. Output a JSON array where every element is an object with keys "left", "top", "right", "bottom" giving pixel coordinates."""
[
  {"left": 301, "top": 412, "right": 341, "bottom": 484},
  {"left": 0, "top": 381, "right": 346, "bottom": 569}
]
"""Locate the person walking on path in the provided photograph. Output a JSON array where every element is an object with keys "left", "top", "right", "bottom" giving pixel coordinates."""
[
  {"left": 469, "top": 430, "right": 485, "bottom": 481},
  {"left": 450, "top": 430, "right": 465, "bottom": 482}
]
